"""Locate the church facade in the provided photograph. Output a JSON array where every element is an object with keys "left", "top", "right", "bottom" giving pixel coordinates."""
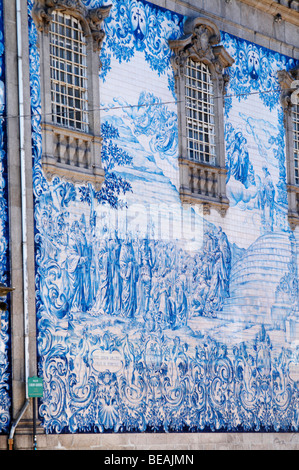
[{"left": 0, "top": 0, "right": 299, "bottom": 450}]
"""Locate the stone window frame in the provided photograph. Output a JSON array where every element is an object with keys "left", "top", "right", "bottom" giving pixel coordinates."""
[
  {"left": 169, "top": 17, "right": 234, "bottom": 216},
  {"left": 185, "top": 59, "right": 217, "bottom": 165},
  {"left": 32, "top": 0, "right": 111, "bottom": 190},
  {"left": 278, "top": 67, "right": 299, "bottom": 230},
  {"left": 49, "top": 11, "right": 89, "bottom": 132}
]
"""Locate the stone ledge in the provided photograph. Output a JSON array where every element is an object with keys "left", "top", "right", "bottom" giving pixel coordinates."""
[
  {"left": 239, "top": 0, "right": 299, "bottom": 26},
  {"left": 2, "top": 432, "right": 299, "bottom": 450}
]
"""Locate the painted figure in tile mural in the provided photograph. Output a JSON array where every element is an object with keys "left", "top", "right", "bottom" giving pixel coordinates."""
[
  {"left": 136, "top": 238, "right": 153, "bottom": 318},
  {"left": 258, "top": 166, "right": 276, "bottom": 231},
  {"left": 174, "top": 263, "right": 188, "bottom": 327},
  {"left": 226, "top": 129, "right": 255, "bottom": 189},
  {"left": 201, "top": 227, "right": 231, "bottom": 317},
  {"left": 92, "top": 229, "right": 111, "bottom": 315},
  {"left": 67, "top": 219, "right": 91, "bottom": 313},
  {"left": 109, "top": 230, "right": 122, "bottom": 315},
  {"left": 119, "top": 237, "right": 137, "bottom": 318}
]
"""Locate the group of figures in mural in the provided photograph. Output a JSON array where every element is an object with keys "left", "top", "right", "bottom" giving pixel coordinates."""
[{"left": 38, "top": 196, "right": 231, "bottom": 329}]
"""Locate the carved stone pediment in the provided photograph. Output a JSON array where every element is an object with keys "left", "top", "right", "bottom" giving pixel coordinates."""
[
  {"left": 278, "top": 67, "right": 299, "bottom": 112},
  {"left": 32, "top": 0, "right": 111, "bottom": 51},
  {"left": 169, "top": 17, "right": 234, "bottom": 79}
]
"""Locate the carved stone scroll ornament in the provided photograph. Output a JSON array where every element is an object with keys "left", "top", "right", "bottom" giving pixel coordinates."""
[
  {"left": 191, "top": 25, "right": 217, "bottom": 62},
  {"left": 32, "top": 0, "right": 111, "bottom": 51},
  {"left": 278, "top": 68, "right": 299, "bottom": 116},
  {"left": 169, "top": 17, "right": 234, "bottom": 81},
  {"left": 86, "top": 7, "right": 111, "bottom": 52}
]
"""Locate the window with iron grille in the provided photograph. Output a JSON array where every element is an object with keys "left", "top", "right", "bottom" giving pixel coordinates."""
[
  {"left": 185, "top": 59, "right": 216, "bottom": 165},
  {"left": 32, "top": 1, "right": 111, "bottom": 190},
  {"left": 49, "top": 11, "right": 89, "bottom": 132},
  {"left": 169, "top": 17, "right": 234, "bottom": 216}
]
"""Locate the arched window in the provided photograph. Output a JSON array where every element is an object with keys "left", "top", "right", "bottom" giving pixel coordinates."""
[
  {"left": 169, "top": 18, "right": 234, "bottom": 216},
  {"left": 49, "top": 11, "right": 89, "bottom": 131},
  {"left": 185, "top": 58, "right": 216, "bottom": 165},
  {"left": 32, "top": 0, "right": 111, "bottom": 189}
]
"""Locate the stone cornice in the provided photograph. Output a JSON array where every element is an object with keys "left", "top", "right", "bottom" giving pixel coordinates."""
[
  {"left": 238, "top": 0, "right": 299, "bottom": 26},
  {"left": 149, "top": 0, "right": 299, "bottom": 56}
]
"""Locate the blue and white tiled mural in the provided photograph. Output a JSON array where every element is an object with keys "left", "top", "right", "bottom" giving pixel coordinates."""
[
  {"left": 27, "top": 0, "right": 299, "bottom": 433},
  {"left": 0, "top": 0, "right": 11, "bottom": 435}
]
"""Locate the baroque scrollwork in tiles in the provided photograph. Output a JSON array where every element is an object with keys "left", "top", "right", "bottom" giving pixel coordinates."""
[{"left": 99, "top": 0, "right": 183, "bottom": 92}]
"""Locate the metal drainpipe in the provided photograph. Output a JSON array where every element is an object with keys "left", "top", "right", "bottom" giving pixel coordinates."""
[{"left": 8, "top": 0, "right": 31, "bottom": 450}]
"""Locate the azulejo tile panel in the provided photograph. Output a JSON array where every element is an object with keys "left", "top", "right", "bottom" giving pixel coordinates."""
[
  {"left": 0, "top": 0, "right": 11, "bottom": 435},
  {"left": 28, "top": 0, "right": 299, "bottom": 433}
]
